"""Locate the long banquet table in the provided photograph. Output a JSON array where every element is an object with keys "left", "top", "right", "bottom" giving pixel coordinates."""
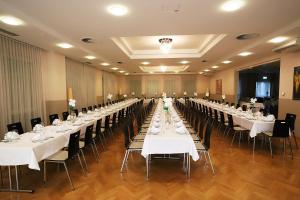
[
  {"left": 141, "top": 98, "right": 199, "bottom": 179},
  {"left": 0, "top": 98, "right": 139, "bottom": 192}
]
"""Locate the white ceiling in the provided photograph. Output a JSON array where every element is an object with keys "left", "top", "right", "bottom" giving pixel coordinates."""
[{"left": 0, "top": 0, "right": 300, "bottom": 75}]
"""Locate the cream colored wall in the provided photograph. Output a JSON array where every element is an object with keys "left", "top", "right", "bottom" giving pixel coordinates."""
[
  {"left": 209, "top": 68, "right": 236, "bottom": 95},
  {"left": 117, "top": 74, "right": 210, "bottom": 96}
]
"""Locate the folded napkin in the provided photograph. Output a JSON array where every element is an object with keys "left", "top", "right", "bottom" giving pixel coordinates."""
[
  {"left": 153, "top": 122, "right": 160, "bottom": 128},
  {"left": 255, "top": 111, "right": 263, "bottom": 117},
  {"left": 94, "top": 108, "right": 99, "bottom": 112},
  {"left": 150, "top": 127, "right": 160, "bottom": 134},
  {"left": 237, "top": 107, "right": 242, "bottom": 111},
  {"left": 32, "top": 132, "right": 46, "bottom": 142},
  {"left": 87, "top": 110, "right": 92, "bottom": 114},
  {"left": 176, "top": 126, "right": 186, "bottom": 134},
  {"left": 5, "top": 131, "right": 20, "bottom": 140},
  {"left": 225, "top": 104, "right": 229, "bottom": 107},
  {"left": 175, "top": 121, "right": 183, "bottom": 128},
  {"left": 52, "top": 119, "right": 61, "bottom": 126},
  {"left": 264, "top": 115, "right": 275, "bottom": 121},
  {"left": 33, "top": 124, "right": 44, "bottom": 132},
  {"left": 78, "top": 112, "right": 83, "bottom": 117}
]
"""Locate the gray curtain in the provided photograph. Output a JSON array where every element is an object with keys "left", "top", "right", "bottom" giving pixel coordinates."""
[
  {"left": 103, "top": 71, "right": 118, "bottom": 102},
  {"left": 0, "top": 34, "right": 45, "bottom": 138},
  {"left": 146, "top": 79, "right": 159, "bottom": 97}
]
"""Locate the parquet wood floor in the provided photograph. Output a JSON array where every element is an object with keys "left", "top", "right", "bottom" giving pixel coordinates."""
[{"left": 1, "top": 127, "right": 300, "bottom": 200}]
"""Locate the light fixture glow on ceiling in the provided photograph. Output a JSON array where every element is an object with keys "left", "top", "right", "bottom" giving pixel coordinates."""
[
  {"left": 160, "top": 66, "right": 167, "bottom": 72},
  {"left": 56, "top": 43, "right": 73, "bottom": 49},
  {"left": 180, "top": 60, "right": 189, "bottom": 64},
  {"left": 220, "top": 0, "right": 246, "bottom": 12},
  {"left": 238, "top": 51, "right": 253, "bottom": 57},
  {"left": 111, "top": 67, "right": 119, "bottom": 70},
  {"left": 107, "top": 4, "right": 128, "bottom": 16},
  {"left": 263, "top": 76, "right": 268, "bottom": 80},
  {"left": 204, "top": 69, "right": 210, "bottom": 72},
  {"left": 211, "top": 66, "right": 219, "bottom": 69},
  {"left": 222, "top": 60, "right": 232, "bottom": 64},
  {"left": 199, "top": 72, "right": 204, "bottom": 74},
  {"left": 101, "top": 62, "right": 110, "bottom": 66},
  {"left": 119, "top": 70, "right": 125, "bottom": 73},
  {"left": 125, "top": 73, "right": 129, "bottom": 75},
  {"left": 85, "top": 55, "right": 96, "bottom": 60},
  {"left": 0, "top": 15, "right": 24, "bottom": 26},
  {"left": 149, "top": 72, "right": 154, "bottom": 74},
  {"left": 268, "top": 36, "right": 288, "bottom": 44},
  {"left": 159, "top": 38, "right": 173, "bottom": 54},
  {"left": 141, "top": 61, "right": 150, "bottom": 65}
]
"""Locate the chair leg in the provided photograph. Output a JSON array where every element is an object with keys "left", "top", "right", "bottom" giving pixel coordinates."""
[
  {"left": 238, "top": 132, "right": 242, "bottom": 147},
  {"left": 80, "top": 149, "right": 88, "bottom": 173},
  {"left": 231, "top": 133, "right": 236, "bottom": 146},
  {"left": 62, "top": 161, "right": 75, "bottom": 190},
  {"left": 288, "top": 137, "right": 294, "bottom": 160},
  {"left": 43, "top": 160, "right": 47, "bottom": 183},
  {"left": 93, "top": 140, "right": 101, "bottom": 161},
  {"left": 77, "top": 153, "right": 87, "bottom": 176},
  {"left": 120, "top": 150, "right": 129, "bottom": 172},
  {"left": 269, "top": 137, "right": 273, "bottom": 158},
  {"left": 206, "top": 151, "right": 215, "bottom": 175}
]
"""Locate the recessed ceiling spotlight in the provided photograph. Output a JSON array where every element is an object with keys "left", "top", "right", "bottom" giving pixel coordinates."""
[
  {"left": 0, "top": 15, "right": 24, "bottom": 26},
  {"left": 125, "top": 73, "right": 129, "bottom": 75},
  {"left": 101, "top": 62, "right": 110, "bottom": 66},
  {"left": 149, "top": 72, "right": 154, "bottom": 74},
  {"left": 56, "top": 43, "right": 73, "bottom": 49},
  {"left": 198, "top": 72, "right": 204, "bottom": 74},
  {"left": 141, "top": 61, "right": 150, "bottom": 65},
  {"left": 160, "top": 66, "right": 167, "bottom": 72},
  {"left": 220, "top": 0, "right": 246, "bottom": 12},
  {"left": 204, "top": 69, "right": 210, "bottom": 72},
  {"left": 222, "top": 60, "right": 232, "bottom": 64},
  {"left": 111, "top": 67, "right": 119, "bottom": 70},
  {"left": 85, "top": 55, "right": 96, "bottom": 60},
  {"left": 119, "top": 70, "right": 125, "bottom": 73},
  {"left": 107, "top": 4, "right": 128, "bottom": 16},
  {"left": 268, "top": 36, "right": 288, "bottom": 44},
  {"left": 180, "top": 60, "right": 189, "bottom": 64},
  {"left": 211, "top": 66, "right": 219, "bottom": 69},
  {"left": 238, "top": 51, "right": 253, "bottom": 57}
]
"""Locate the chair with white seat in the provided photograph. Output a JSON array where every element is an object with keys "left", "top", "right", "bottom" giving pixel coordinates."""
[
  {"left": 194, "top": 119, "right": 215, "bottom": 174},
  {"left": 43, "top": 131, "right": 86, "bottom": 190},
  {"left": 227, "top": 114, "right": 249, "bottom": 147},
  {"left": 120, "top": 119, "right": 144, "bottom": 172},
  {"left": 94, "top": 118, "right": 105, "bottom": 149},
  {"left": 80, "top": 124, "right": 100, "bottom": 163}
]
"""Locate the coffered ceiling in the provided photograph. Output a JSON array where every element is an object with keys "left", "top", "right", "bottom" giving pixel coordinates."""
[{"left": 0, "top": 0, "right": 300, "bottom": 75}]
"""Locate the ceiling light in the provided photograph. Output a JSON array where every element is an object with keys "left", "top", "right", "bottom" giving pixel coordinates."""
[
  {"left": 107, "top": 4, "right": 128, "bottom": 16},
  {"left": 268, "top": 36, "right": 288, "bottom": 44},
  {"left": 174, "top": 71, "right": 179, "bottom": 73},
  {"left": 263, "top": 76, "right": 268, "bottom": 80},
  {"left": 111, "top": 67, "right": 119, "bottom": 70},
  {"left": 141, "top": 61, "right": 150, "bottom": 65},
  {"left": 180, "top": 60, "right": 189, "bottom": 64},
  {"left": 0, "top": 15, "right": 24, "bottom": 26},
  {"left": 160, "top": 66, "right": 167, "bottom": 72},
  {"left": 101, "top": 62, "right": 110, "bottom": 66},
  {"left": 199, "top": 72, "right": 204, "bottom": 74},
  {"left": 119, "top": 70, "right": 125, "bottom": 73},
  {"left": 222, "top": 60, "right": 232, "bottom": 64},
  {"left": 238, "top": 51, "right": 253, "bottom": 57},
  {"left": 204, "top": 69, "right": 210, "bottom": 72},
  {"left": 149, "top": 72, "right": 154, "bottom": 74},
  {"left": 159, "top": 38, "right": 173, "bottom": 54},
  {"left": 85, "top": 55, "right": 96, "bottom": 60},
  {"left": 220, "top": 0, "right": 246, "bottom": 12},
  {"left": 211, "top": 66, "right": 219, "bottom": 69},
  {"left": 56, "top": 43, "right": 73, "bottom": 49},
  {"left": 125, "top": 73, "right": 129, "bottom": 75}
]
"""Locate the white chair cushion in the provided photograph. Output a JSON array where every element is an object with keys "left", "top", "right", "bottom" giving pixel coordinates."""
[
  {"left": 46, "top": 150, "right": 68, "bottom": 161},
  {"left": 79, "top": 141, "right": 85, "bottom": 148},
  {"left": 134, "top": 134, "right": 145, "bottom": 140},
  {"left": 129, "top": 141, "right": 143, "bottom": 149},
  {"left": 194, "top": 142, "right": 205, "bottom": 150},
  {"left": 191, "top": 134, "right": 200, "bottom": 141}
]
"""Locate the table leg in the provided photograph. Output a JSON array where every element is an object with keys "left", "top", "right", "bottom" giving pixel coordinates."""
[
  {"left": 146, "top": 156, "right": 149, "bottom": 180},
  {"left": 252, "top": 137, "right": 256, "bottom": 155},
  {"left": 0, "top": 166, "right": 34, "bottom": 193}
]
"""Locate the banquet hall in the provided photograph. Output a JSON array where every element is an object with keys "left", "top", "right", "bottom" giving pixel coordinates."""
[{"left": 0, "top": 0, "right": 300, "bottom": 199}]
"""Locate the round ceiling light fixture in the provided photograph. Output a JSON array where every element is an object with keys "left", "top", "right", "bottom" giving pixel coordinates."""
[
  {"left": 220, "top": 0, "right": 246, "bottom": 12},
  {"left": 159, "top": 38, "right": 173, "bottom": 54},
  {"left": 107, "top": 4, "right": 128, "bottom": 16},
  {"left": 0, "top": 15, "right": 24, "bottom": 26}
]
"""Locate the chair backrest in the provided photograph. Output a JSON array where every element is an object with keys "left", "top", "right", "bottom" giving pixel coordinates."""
[
  {"left": 203, "top": 119, "right": 214, "bottom": 150},
  {"left": 68, "top": 131, "right": 81, "bottom": 158},
  {"left": 73, "top": 109, "right": 79, "bottom": 116},
  {"left": 123, "top": 120, "right": 130, "bottom": 148},
  {"left": 198, "top": 119, "right": 207, "bottom": 139},
  {"left": 214, "top": 109, "right": 218, "bottom": 119},
  {"left": 94, "top": 105, "right": 97, "bottom": 109},
  {"left": 227, "top": 114, "right": 234, "bottom": 128},
  {"left": 7, "top": 122, "right": 24, "bottom": 134},
  {"left": 84, "top": 124, "right": 94, "bottom": 145},
  {"left": 31, "top": 117, "right": 42, "bottom": 129},
  {"left": 49, "top": 114, "right": 59, "bottom": 124},
  {"left": 62, "top": 111, "right": 69, "bottom": 121},
  {"left": 95, "top": 119, "right": 102, "bottom": 137},
  {"left": 82, "top": 107, "right": 87, "bottom": 113},
  {"left": 272, "top": 120, "right": 290, "bottom": 138},
  {"left": 88, "top": 106, "right": 92, "bottom": 111},
  {"left": 105, "top": 115, "right": 110, "bottom": 129},
  {"left": 242, "top": 105, "right": 247, "bottom": 111},
  {"left": 219, "top": 112, "right": 225, "bottom": 124},
  {"left": 285, "top": 113, "right": 296, "bottom": 131}
]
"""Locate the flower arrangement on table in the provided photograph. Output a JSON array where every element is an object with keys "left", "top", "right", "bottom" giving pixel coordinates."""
[
  {"left": 222, "top": 94, "right": 226, "bottom": 103},
  {"left": 194, "top": 92, "right": 198, "bottom": 97},
  {"left": 131, "top": 92, "right": 135, "bottom": 96},
  {"left": 68, "top": 99, "right": 77, "bottom": 120},
  {"left": 250, "top": 97, "right": 257, "bottom": 113},
  {"left": 123, "top": 94, "right": 127, "bottom": 99},
  {"left": 107, "top": 93, "right": 113, "bottom": 103}
]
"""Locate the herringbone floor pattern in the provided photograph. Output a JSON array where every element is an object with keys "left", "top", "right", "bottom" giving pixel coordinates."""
[{"left": 1, "top": 127, "right": 300, "bottom": 200}]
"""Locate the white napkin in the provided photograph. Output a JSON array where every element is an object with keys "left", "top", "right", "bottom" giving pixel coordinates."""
[
  {"left": 175, "top": 121, "right": 183, "bottom": 128},
  {"left": 87, "top": 110, "right": 92, "bottom": 114},
  {"left": 94, "top": 108, "right": 99, "bottom": 112},
  {"left": 264, "top": 115, "right": 275, "bottom": 121},
  {"left": 150, "top": 127, "right": 160, "bottom": 134},
  {"left": 176, "top": 126, "right": 186, "bottom": 134},
  {"left": 5, "top": 131, "right": 20, "bottom": 140},
  {"left": 52, "top": 119, "right": 61, "bottom": 126},
  {"left": 153, "top": 122, "right": 160, "bottom": 128},
  {"left": 32, "top": 132, "right": 46, "bottom": 142},
  {"left": 33, "top": 124, "right": 44, "bottom": 132}
]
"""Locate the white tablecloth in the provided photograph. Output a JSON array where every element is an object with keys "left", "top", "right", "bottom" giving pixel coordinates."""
[
  {"left": 0, "top": 99, "right": 139, "bottom": 170},
  {"left": 141, "top": 99, "right": 199, "bottom": 161}
]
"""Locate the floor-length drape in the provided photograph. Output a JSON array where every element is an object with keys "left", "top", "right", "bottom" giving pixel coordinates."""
[
  {"left": 103, "top": 71, "right": 118, "bottom": 102},
  {"left": 0, "top": 34, "right": 45, "bottom": 138}
]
